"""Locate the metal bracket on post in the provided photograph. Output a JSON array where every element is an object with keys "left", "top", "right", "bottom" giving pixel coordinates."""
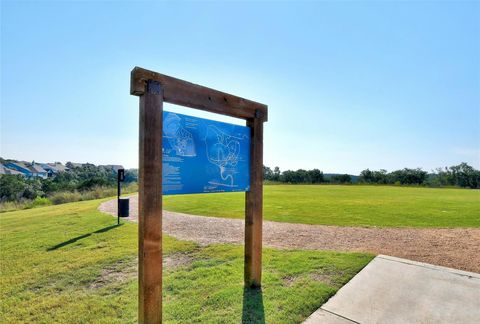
[
  {"left": 254, "top": 109, "right": 264, "bottom": 120},
  {"left": 147, "top": 80, "right": 162, "bottom": 95}
]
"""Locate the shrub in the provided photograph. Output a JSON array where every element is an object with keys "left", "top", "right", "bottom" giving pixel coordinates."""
[
  {"left": 31, "top": 197, "right": 52, "bottom": 208},
  {"left": 0, "top": 175, "right": 43, "bottom": 201},
  {"left": 0, "top": 197, "right": 51, "bottom": 212},
  {"left": 123, "top": 183, "right": 138, "bottom": 194},
  {"left": 47, "top": 185, "right": 138, "bottom": 205},
  {"left": 80, "top": 187, "right": 116, "bottom": 200},
  {"left": 49, "top": 191, "right": 82, "bottom": 205},
  {"left": 0, "top": 200, "right": 30, "bottom": 213}
]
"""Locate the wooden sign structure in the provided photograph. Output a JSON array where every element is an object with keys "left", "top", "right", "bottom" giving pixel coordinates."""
[{"left": 130, "top": 67, "right": 268, "bottom": 323}]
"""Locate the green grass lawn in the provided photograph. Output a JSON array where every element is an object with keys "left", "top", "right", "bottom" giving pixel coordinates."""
[
  {"left": 164, "top": 185, "right": 480, "bottom": 228},
  {"left": 0, "top": 199, "right": 372, "bottom": 323}
]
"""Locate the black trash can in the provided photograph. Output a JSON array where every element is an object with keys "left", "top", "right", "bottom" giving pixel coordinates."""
[{"left": 118, "top": 198, "right": 130, "bottom": 218}]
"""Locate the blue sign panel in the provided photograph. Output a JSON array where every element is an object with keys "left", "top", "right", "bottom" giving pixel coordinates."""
[{"left": 162, "top": 111, "right": 251, "bottom": 195}]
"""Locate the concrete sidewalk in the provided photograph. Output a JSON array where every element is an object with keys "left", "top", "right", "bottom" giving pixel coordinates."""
[{"left": 304, "top": 255, "right": 480, "bottom": 324}]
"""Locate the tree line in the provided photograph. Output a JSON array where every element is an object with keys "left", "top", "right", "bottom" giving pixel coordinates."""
[
  {"left": 264, "top": 162, "right": 480, "bottom": 188},
  {"left": 2, "top": 161, "right": 478, "bottom": 204},
  {"left": 359, "top": 163, "right": 479, "bottom": 188},
  {"left": 0, "top": 163, "right": 137, "bottom": 202},
  {"left": 263, "top": 166, "right": 353, "bottom": 184}
]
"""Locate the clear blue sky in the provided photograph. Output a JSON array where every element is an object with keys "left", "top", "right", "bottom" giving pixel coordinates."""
[{"left": 1, "top": 1, "right": 479, "bottom": 174}]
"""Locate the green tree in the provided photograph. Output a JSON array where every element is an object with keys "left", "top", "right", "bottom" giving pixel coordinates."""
[
  {"left": 331, "top": 174, "right": 352, "bottom": 184},
  {"left": 263, "top": 166, "right": 273, "bottom": 181},
  {"left": 272, "top": 167, "right": 281, "bottom": 181},
  {"left": 359, "top": 169, "right": 374, "bottom": 183},
  {"left": 0, "top": 175, "right": 44, "bottom": 201},
  {"left": 308, "top": 169, "right": 324, "bottom": 183},
  {"left": 449, "top": 162, "right": 480, "bottom": 188}
]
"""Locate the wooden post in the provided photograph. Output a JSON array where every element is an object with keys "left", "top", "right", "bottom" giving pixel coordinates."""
[
  {"left": 245, "top": 113, "right": 264, "bottom": 287},
  {"left": 138, "top": 80, "right": 163, "bottom": 323}
]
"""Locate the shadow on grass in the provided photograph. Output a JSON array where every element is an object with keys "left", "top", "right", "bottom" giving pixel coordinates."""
[
  {"left": 242, "top": 286, "right": 265, "bottom": 324},
  {"left": 47, "top": 224, "right": 123, "bottom": 251}
]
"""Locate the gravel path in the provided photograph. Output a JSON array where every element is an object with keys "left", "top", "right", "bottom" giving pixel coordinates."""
[{"left": 99, "top": 196, "right": 480, "bottom": 273}]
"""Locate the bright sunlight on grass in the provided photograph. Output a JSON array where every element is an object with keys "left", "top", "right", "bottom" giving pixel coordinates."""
[
  {"left": 164, "top": 185, "right": 480, "bottom": 228},
  {"left": 0, "top": 199, "right": 372, "bottom": 323}
]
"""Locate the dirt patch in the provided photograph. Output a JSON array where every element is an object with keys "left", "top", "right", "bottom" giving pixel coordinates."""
[
  {"left": 164, "top": 253, "right": 195, "bottom": 270},
  {"left": 310, "top": 273, "right": 336, "bottom": 287},
  {"left": 283, "top": 271, "right": 341, "bottom": 287},
  {"left": 310, "top": 269, "right": 347, "bottom": 288},
  {"left": 282, "top": 275, "right": 298, "bottom": 287},
  {"left": 88, "top": 253, "right": 195, "bottom": 289},
  {"left": 89, "top": 259, "right": 137, "bottom": 289},
  {"left": 99, "top": 196, "right": 480, "bottom": 274}
]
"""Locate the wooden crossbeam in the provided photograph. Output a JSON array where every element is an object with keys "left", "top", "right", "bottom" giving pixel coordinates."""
[{"left": 131, "top": 67, "right": 267, "bottom": 122}]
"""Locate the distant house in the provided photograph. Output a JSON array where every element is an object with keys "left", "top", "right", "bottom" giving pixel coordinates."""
[
  {"left": 39, "top": 164, "right": 55, "bottom": 178},
  {"left": 29, "top": 162, "right": 49, "bottom": 179},
  {"left": 49, "top": 162, "right": 68, "bottom": 172},
  {"left": 40, "top": 162, "right": 69, "bottom": 177},
  {"left": 4, "top": 161, "right": 48, "bottom": 179},
  {"left": 0, "top": 164, "right": 24, "bottom": 176},
  {"left": 4, "top": 162, "right": 32, "bottom": 177}
]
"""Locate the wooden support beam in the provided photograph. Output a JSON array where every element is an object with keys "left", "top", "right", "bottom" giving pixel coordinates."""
[
  {"left": 244, "top": 115, "right": 264, "bottom": 287},
  {"left": 138, "top": 80, "right": 163, "bottom": 323},
  {"left": 131, "top": 67, "right": 268, "bottom": 122}
]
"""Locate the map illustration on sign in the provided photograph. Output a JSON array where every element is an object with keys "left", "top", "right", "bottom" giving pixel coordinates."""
[
  {"left": 205, "top": 125, "right": 247, "bottom": 188},
  {"left": 163, "top": 113, "right": 196, "bottom": 157},
  {"left": 162, "top": 111, "right": 250, "bottom": 195}
]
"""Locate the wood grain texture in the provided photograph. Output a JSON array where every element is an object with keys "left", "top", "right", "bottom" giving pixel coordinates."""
[
  {"left": 131, "top": 67, "right": 268, "bottom": 122},
  {"left": 244, "top": 116, "right": 264, "bottom": 287},
  {"left": 138, "top": 81, "right": 163, "bottom": 323}
]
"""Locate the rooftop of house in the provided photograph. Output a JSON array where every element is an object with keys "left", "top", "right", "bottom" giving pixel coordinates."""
[
  {"left": 29, "top": 162, "right": 47, "bottom": 173},
  {"left": 1, "top": 159, "right": 126, "bottom": 175},
  {"left": 0, "top": 163, "right": 24, "bottom": 176},
  {"left": 5, "top": 161, "right": 48, "bottom": 174},
  {"left": 41, "top": 162, "right": 69, "bottom": 173},
  {"left": 6, "top": 161, "right": 31, "bottom": 171},
  {"left": 51, "top": 163, "right": 69, "bottom": 172}
]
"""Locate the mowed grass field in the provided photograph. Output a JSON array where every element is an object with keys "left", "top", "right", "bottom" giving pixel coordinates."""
[
  {"left": 0, "top": 199, "right": 372, "bottom": 323},
  {"left": 164, "top": 185, "right": 480, "bottom": 228}
]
